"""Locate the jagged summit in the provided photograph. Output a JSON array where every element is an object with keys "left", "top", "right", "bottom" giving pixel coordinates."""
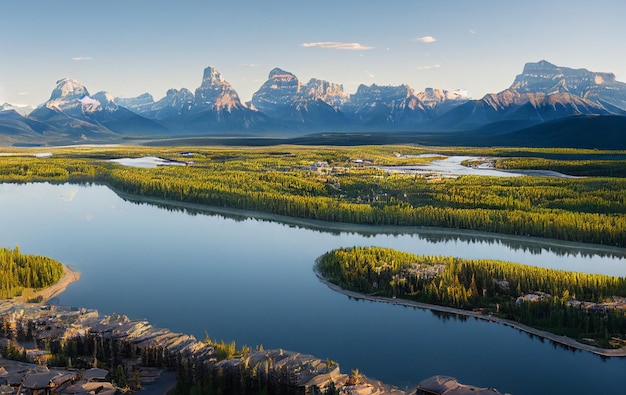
[
  {"left": 520, "top": 59, "right": 559, "bottom": 74},
  {"left": 512, "top": 60, "right": 619, "bottom": 95},
  {"left": 200, "top": 66, "right": 225, "bottom": 86},
  {"left": 49, "top": 78, "right": 90, "bottom": 101},
  {"left": 194, "top": 66, "right": 243, "bottom": 111},
  {"left": 268, "top": 68, "right": 298, "bottom": 80},
  {"left": 115, "top": 93, "right": 155, "bottom": 113},
  {"left": 302, "top": 78, "right": 347, "bottom": 108},
  {"left": 248, "top": 68, "right": 350, "bottom": 128},
  {"left": 250, "top": 67, "right": 301, "bottom": 112},
  {"left": 8, "top": 60, "right": 625, "bottom": 143},
  {"left": 91, "top": 91, "right": 119, "bottom": 113}
]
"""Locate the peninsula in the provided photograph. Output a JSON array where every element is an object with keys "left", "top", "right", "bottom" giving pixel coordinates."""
[{"left": 315, "top": 246, "right": 626, "bottom": 353}]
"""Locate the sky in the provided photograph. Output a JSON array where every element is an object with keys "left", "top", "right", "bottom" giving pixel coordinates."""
[{"left": 1, "top": 0, "right": 625, "bottom": 107}]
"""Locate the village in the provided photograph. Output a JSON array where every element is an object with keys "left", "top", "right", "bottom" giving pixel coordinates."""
[{"left": 0, "top": 303, "right": 510, "bottom": 395}]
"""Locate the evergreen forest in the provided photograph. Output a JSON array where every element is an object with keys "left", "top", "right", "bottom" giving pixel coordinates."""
[
  {"left": 0, "top": 245, "right": 64, "bottom": 299},
  {"left": 316, "top": 246, "right": 626, "bottom": 348},
  {"left": 0, "top": 145, "right": 624, "bottom": 247}
]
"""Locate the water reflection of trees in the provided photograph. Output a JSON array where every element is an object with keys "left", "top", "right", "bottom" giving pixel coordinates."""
[
  {"left": 414, "top": 234, "right": 622, "bottom": 258},
  {"left": 430, "top": 310, "right": 469, "bottom": 323},
  {"left": 118, "top": 190, "right": 625, "bottom": 259},
  {"left": 121, "top": 196, "right": 251, "bottom": 223}
]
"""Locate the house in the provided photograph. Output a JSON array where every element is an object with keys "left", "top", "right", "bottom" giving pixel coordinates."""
[
  {"left": 21, "top": 371, "right": 75, "bottom": 395},
  {"left": 59, "top": 381, "right": 115, "bottom": 395},
  {"left": 416, "top": 375, "right": 507, "bottom": 395},
  {"left": 82, "top": 368, "right": 109, "bottom": 382}
]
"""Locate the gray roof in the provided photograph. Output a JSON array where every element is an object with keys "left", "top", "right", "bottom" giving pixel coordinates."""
[
  {"left": 22, "top": 372, "right": 74, "bottom": 390},
  {"left": 417, "top": 375, "right": 460, "bottom": 394},
  {"left": 417, "top": 375, "right": 506, "bottom": 395},
  {"left": 83, "top": 368, "right": 109, "bottom": 380}
]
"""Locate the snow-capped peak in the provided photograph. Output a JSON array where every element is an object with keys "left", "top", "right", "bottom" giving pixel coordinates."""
[
  {"left": 0, "top": 102, "right": 34, "bottom": 116},
  {"left": 80, "top": 96, "right": 99, "bottom": 105},
  {"left": 50, "top": 78, "right": 90, "bottom": 101}
]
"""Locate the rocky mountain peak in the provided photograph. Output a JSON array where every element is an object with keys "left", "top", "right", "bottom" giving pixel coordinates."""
[
  {"left": 350, "top": 84, "right": 414, "bottom": 107},
  {"left": 0, "top": 103, "right": 33, "bottom": 116},
  {"left": 512, "top": 60, "right": 617, "bottom": 92},
  {"left": 268, "top": 68, "right": 298, "bottom": 81},
  {"left": 507, "top": 60, "right": 626, "bottom": 111},
  {"left": 167, "top": 88, "right": 193, "bottom": 99},
  {"left": 91, "top": 92, "right": 118, "bottom": 113},
  {"left": 250, "top": 67, "right": 302, "bottom": 111},
  {"left": 521, "top": 60, "right": 559, "bottom": 74},
  {"left": 415, "top": 88, "right": 469, "bottom": 110},
  {"left": 194, "top": 66, "right": 243, "bottom": 111},
  {"left": 301, "top": 79, "right": 348, "bottom": 108},
  {"left": 49, "top": 78, "right": 90, "bottom": 101},
  {"left": 200, "top": 66, "right": 224, "bottom": 86},
  {"left": 114, "top": 93, "right": 155, "bottom": 113}
]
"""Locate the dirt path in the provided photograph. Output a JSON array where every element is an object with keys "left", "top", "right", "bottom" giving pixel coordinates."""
[{"left": 315, "top": 270, "right": 626, "bottom": 358}]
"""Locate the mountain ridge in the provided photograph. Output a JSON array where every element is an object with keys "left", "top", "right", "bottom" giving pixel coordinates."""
[{"left": 1, "top": 60, "right": 625, "bottom": 146}]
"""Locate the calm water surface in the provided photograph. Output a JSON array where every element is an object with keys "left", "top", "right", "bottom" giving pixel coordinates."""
[{"left": 1, "top": 183, "right": 625, "bottom": 395}]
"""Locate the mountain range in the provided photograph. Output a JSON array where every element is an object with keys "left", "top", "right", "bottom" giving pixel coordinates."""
[{"left": 1, "top": 60, "right": 625, "bottom": 148}]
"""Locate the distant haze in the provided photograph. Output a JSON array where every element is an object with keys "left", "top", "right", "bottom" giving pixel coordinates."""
[{"left": 1, "top": 0, "right": 625, "bottom": 106}]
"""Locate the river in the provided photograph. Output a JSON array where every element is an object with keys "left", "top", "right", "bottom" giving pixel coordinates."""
[{"left": 0, "top": 182, "right": 625, "bottom": 394}]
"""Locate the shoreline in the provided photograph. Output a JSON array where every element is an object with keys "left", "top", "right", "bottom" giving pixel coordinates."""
[
  {"left": 0, "top": 265, "right": 80, "bottom": 311},
  {"left": 314, "top": 270, "right": 626, "bottom": 358},
  {"left": 111, "top": 188, "right": 626, "bottom": 257}
]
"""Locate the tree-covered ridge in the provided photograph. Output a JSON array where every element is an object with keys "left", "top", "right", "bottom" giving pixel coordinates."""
[
  {"left": 0, "top": 246, "right": 64, "bottom": 299},
  {"left": 316, "top": 247, "right": 626, "bottom": 348},
  {"left": 0, "top": 146, "right": 625, "bottom": 247}
]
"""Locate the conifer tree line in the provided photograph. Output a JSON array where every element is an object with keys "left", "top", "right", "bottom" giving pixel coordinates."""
[
  {"left": 316, "top": 246, "right": 626, "bottom": 347},
  {"left": 0, "top": 147, "right": 625, "bottom": 247},
  {"left": 0, "top": 246, "right": 64, "bottom": 299}
]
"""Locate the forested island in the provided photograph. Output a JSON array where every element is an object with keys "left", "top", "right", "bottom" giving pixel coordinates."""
[
  {"left": 315, "top": 246, "right": 626, "bottom": 349},
  {"left": 0, "top": 145, "right": 625, "bottom": 247},
  {"left": 0, "top": 246, "right": 64, "bottom": 300}
]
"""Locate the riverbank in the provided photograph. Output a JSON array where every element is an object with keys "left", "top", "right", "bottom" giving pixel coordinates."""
[
  {"left": 0, "top": 265, "right": 80, "bottom": 312},
  {"left": 314, "top": 269, "right": 626, "bottom": 358}
]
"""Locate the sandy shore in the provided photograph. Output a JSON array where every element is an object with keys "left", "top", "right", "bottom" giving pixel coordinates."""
[
  {"left": 36, "top": 265, "right": 81, "bottom": 303},
  {"left": 314, "top": 270, "right": 626, "bottom": 358},
  {"left": 0, "top": 265, "right": 80, "bottom": 311}
]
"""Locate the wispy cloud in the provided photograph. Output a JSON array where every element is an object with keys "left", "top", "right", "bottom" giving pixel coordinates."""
[
  {"left": 469, "top": 30, "right": 476, "bottom": 34},
  {"left": 18, "top": 92, "right": 29, "bottom": 96},
  {"left": 301, "top": 42, "right": 373, "bottom": 50},
  {"left": 240, "top": 63, "right": 261, "bottom": 68},
  {"left": 413, "top": 36, "right": 436, "bottom": 43},
  {"left": 71, "top": 56, "right": 93, "bottom": 61},
  {"left": 416, "top": 64, "right": 441, "bottom": 70}
]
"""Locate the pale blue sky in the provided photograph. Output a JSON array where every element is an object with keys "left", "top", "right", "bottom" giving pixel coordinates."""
[{"left": 1, "top": 0, "right": 625, "bottom": 106}]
